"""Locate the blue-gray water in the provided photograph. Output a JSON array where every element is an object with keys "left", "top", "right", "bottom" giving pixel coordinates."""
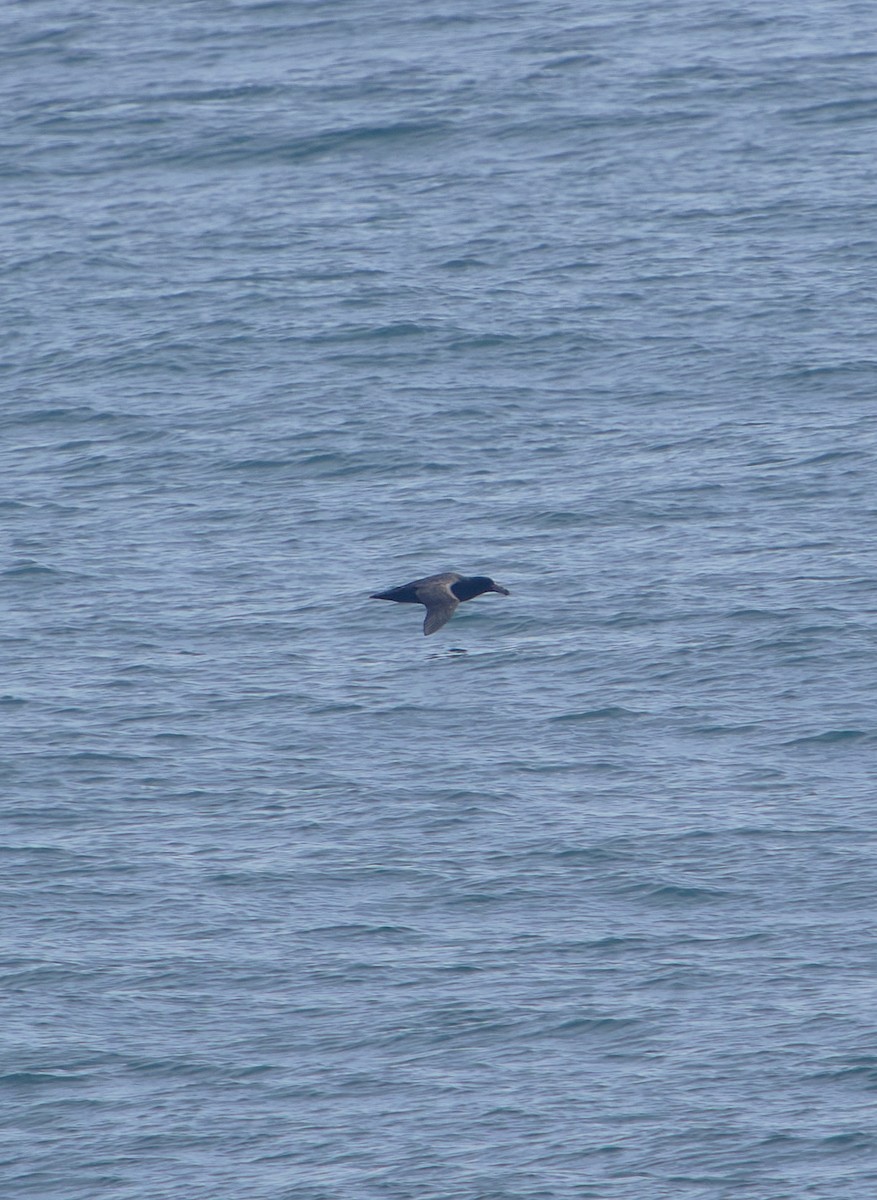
[{"left": 4, "top": 2, "right": 877, "bottom": 1197}]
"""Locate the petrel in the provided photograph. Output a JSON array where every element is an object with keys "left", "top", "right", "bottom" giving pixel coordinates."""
[{"left": 370, "top": 571, "right": 510, "bottom": 636}]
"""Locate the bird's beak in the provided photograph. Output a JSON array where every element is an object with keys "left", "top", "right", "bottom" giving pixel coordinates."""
[{"left": 490, "top": 583, "right": 510, "bottom": 595}]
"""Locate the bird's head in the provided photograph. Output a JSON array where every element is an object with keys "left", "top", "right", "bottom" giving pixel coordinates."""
[{"left": 452, "top": 576, "right": 510, "bottom": 601}]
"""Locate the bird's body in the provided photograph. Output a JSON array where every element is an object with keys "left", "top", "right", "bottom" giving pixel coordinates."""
[{"left": 370, "top": 571, "right": 510, "bottom": 636}]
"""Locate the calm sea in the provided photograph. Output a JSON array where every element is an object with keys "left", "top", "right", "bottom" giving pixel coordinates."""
[{"left": 4, "top": 1, "right": 877, "bottom": 1197}]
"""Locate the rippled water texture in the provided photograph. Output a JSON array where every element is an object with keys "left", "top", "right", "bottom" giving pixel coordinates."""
[{"left": 4, "top": 1, "right": 877, "bottom": 1197}]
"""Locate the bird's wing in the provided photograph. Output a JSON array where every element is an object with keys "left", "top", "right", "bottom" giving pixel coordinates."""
[
  {"left": 370, "top": 582, "right": 420, "bottom": 602},
  {"left": 413, "top": 571, "right": 462, "bottom": 589},
  {"left": 371, "top": 572, "right": 462, "bottom": 603},
  {"left": 422, "top": 595, "right": 459, "bottom": 636}
]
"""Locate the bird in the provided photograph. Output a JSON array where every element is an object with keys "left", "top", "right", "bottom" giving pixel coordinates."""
[{"left": 370, "top": 571, "right": 510, "bottom": 636}]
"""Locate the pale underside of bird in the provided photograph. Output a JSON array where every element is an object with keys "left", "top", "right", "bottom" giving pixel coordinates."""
[{"left": 370, "top": 571, "right": 510, "bottom": 636}]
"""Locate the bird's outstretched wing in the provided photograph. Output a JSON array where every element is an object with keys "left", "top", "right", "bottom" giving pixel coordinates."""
[
  {"left": 423, "top": 596, "right": 458, "bottom": 636},
  {"left": 370, "top": 582, "right": 420, "bottom": 603}
]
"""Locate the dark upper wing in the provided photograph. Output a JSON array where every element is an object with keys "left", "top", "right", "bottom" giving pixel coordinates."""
[
  {"left": 371, "top": 572, "right": 462, "bottom": 605},
  {"left": 370, "top": 582, "right": 421, "bottom": 603},
  {"left": 422, "top": 595, "right": 458, "bottom": 635}
]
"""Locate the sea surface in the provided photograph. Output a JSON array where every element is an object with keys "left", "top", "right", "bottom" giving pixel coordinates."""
[{"left": 4, "top": 1, "right": 877, "bottom": 1197}]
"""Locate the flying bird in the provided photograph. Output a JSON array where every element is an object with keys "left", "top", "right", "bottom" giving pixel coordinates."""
[{"left": 370, "top": 571, "right": 510, "bottom": 636}]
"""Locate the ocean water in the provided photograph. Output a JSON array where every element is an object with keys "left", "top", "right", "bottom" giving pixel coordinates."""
[{"left": 4, "top": 1, "right": 877, "bottom": 1196}]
